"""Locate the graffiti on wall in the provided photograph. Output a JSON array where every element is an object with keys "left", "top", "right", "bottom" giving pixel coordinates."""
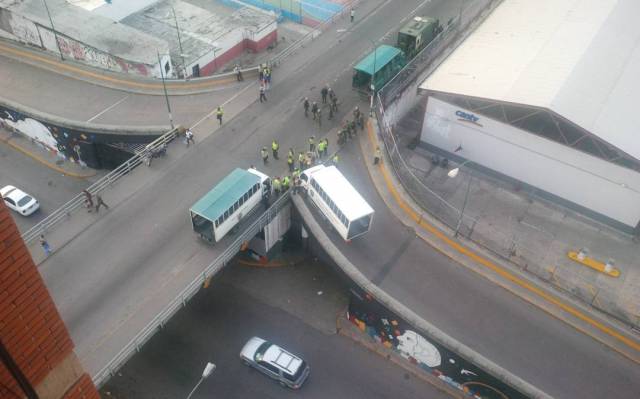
[
  {"left": 0, "top": 105, "right": 100, "bottom": 169},
  {"left": 347, "top": 288, "right": 528, "bottom": 399},
  {"left": 0, "top": 8, "right": 153, "bottom": 76}
]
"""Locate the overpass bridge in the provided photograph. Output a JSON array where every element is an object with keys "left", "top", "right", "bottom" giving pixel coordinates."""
[{"left": 2, "top": 0, "right": 639, "bottom": 398}]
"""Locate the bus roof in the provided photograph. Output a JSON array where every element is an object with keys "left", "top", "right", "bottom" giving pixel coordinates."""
[
  {"left": 311, "top": 166, "right": 374, "bottom": 220},
  {"left": 190, "top": 168, "right": 260, "bottom": 221},
  {"left": 354, "top": 45, "right": 403, "bottom": 76}
]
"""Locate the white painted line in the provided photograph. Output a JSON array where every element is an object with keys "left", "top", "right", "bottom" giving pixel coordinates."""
[
  {"left": 191, "top": 82, "right": 255, "bottom": 130},
  {"left": 86, "top": 95, "right": 130, "bottom": 123}
]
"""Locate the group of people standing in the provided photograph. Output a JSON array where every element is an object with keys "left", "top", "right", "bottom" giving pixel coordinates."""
[
  {"left": 258, "top": 63, "right": 272, "bottom": 103},
  {"left": 303, "top": 84, "right": 340, "bottom": 127}
]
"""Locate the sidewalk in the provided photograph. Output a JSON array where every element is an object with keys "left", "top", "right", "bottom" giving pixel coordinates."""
[
  {"left": 360, "top": 116, "right": 640, "bottom": 363},
  {"left": 390, "top": 104, "right": 640, "bottom": 330},
  {"left": 0, "top": 128, "right": 96, "bottom": 179}
]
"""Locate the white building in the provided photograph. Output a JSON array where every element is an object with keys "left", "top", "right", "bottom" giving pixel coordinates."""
[{"left": 418, "top": 0, "right": 640, "bottom": 234}]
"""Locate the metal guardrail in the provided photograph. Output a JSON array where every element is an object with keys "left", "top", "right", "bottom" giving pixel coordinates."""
[
  {"left": 269, "top": 0, "right": 360, "bottom": 68},
  {"left": 21, "top": 127, "right": 181, "bottom": 244},
  {"left": 92, "top": 190, "right": 291, "bottom": 387}
]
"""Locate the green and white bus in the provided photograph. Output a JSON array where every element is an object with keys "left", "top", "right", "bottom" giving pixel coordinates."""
[{"left": 190, "top": 168, "right": 270, "bottom": 243}]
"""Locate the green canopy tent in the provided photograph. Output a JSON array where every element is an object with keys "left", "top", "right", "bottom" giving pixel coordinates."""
[{"left": 352, "top": 45, "right": 406, "bottom": 92}]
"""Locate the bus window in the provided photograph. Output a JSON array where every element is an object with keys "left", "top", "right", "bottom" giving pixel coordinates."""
[
  {"left": 215, "top": 219, "right": 219, "bottom": 228},
  {"left": 218, "top": 215, "right": 223, "bottom": 226},
  {"left": 239, "top": 197, "right": 244, "bottom": 206},
  {"left": 244, "top": 192, "right": 249, "bottom": 202},
  {"left": 234, "top": 201, "right": 239, "bottom": 211},
  {"left": 224, "top": 210, "right": 229, "bottom": 220},
  {"left": 348, "top": 214, "right": 372, "bottom": 239}
]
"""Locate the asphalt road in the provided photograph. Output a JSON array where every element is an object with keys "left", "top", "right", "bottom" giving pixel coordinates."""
[
  {"left": 322, "top": 136, "right": 640, "bottom": 399},
  {"left": 39, "top": 0, "right": 459, "bottom": 377},
  {"left": 0, "top": 132, "right": 100, "bottom": 232},
  {"left": 10, "top": 0, "right": 637, "bottom": 397},
  {"left": 100, "top": 260, "right": 449, "bottom": 399}
]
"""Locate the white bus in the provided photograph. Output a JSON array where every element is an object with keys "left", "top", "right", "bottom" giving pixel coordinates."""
[
  {"left": 300, "top": 165, "right": 374, "bottom": 241},
  {"left": 190, "top": 168, "right": 270, "bottom": 243}
]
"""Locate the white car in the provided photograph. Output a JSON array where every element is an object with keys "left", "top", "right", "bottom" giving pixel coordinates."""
[
  {"left": 1, "top": 185, "right": 40, "bottom": 216},
  {"left": 240, "top": 336, "right": 310, "bottom": 389}
]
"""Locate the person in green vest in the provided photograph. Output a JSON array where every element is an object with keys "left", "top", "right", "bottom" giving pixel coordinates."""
[
  {"left": 282, "top": 175, "right": 290, "bottom": 191},
  {"left": 317, "top": 139, "right": 326, "bottom": 159},
  {"left": 273, "top": 177, "right": 281, "bottom": 195},
  {"left": 298, "top": 152, "right": 306, "bottom": 170},
  {"left": 271, "top": 139, "right": 279, "bottom": 160},
  {"left": 287, "top": 154, "right": 294, "bottom": 172},
  {"left": 216, "top": 106, "right": 224, "bottom": 125},
  {"left": 331, "top": 153, "right": 339, "bottom": 166}
]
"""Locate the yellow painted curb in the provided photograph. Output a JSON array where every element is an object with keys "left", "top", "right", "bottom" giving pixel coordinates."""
[
  {"left": 364, "top": 119, "right": 640, "bottom": 359},
  {"left": 0, "top": 42, "right": 237, "bottom": 91},
  {"left": 567, "top": 251, "right": 620, "bottom": 277},
  {"left": 1, "top": 137, "right": 96, "bottom": 179}
]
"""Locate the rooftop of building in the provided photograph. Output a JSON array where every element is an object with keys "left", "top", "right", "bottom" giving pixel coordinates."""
[
  {"left": 420, "top": 0, "right": 640, "bottom": 162},
  {"left": 1, "top": 0, "right": 169, "bottom": 64}
]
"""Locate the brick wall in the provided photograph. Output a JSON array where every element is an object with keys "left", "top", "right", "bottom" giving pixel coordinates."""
[
  {"left": 62, "top": 374, "right": 100, "bottom": 399},
  {"left": 0, "top": 201, "right": 99, "bottom": 398}
]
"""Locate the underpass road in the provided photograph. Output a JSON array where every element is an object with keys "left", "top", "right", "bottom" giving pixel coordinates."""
[
  {"left": 19, "top": 0, "right": 638, "bottom": 397},
  {"left": 100, "top": 262, "right": 449, "bottom": 399},
  {"left": 326, "top": 135, "right": 640, "bottom": 398}
]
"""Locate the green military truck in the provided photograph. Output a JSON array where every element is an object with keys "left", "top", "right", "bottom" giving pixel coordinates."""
[{"left": 396, "top": 16, "right": 441, "bottom": 60}]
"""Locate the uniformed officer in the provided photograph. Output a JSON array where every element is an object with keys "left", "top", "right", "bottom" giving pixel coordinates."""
[{"left": 271, "top": 139, "right": 279, "bottom": 159}]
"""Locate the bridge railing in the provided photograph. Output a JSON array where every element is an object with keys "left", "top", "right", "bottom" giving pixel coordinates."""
[
  {"left": 21, "top": 127, "right": 181, "bottom": 244},
  {"left": 92, "top": 190, "right": 291, "bottom": 387}
]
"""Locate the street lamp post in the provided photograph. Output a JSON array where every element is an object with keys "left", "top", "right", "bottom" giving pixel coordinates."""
[
  {"left": 156, "top": 51, "right": 175, "bottom": 129},
  {"left": 42, "top": 0, "right": 64, "bottom": 61},
  {"left": 186, "top": 362, "right": 216, "bottom": 399},
  {"left": 170, "top": 5, "right": 188, "bottom": 80},
  {"left": 448, "top": 160, "right": 473, "bottom": 237}
]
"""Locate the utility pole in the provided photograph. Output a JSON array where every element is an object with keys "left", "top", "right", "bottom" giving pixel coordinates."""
[
  {"left": 42, "top": 0, "right": 64, "bottom": 61},
  {"left": 170, "top": 5, "right": 188, "bottom": 80},
  {"left": 157, "top": 51, "right": 175, "bottom": 129}
]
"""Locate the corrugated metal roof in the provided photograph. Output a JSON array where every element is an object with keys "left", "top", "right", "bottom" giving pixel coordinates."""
[
  {"left": 191, "top": 168, "right": 259, "bottom": 220},
  {"left": 420, "top": 0, "right": 640, "bottom": 161},
  {"left": 354, "top": 45, "right": 403, "bottom": 75}
]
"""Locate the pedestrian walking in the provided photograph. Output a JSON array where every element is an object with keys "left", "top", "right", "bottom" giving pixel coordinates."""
[
  {"left": 82, "top": 189, "right": 93, "bottom": 212},
  {"left": 259, "top": 85, "right": 267, "bottom": 102},
  {"left": 271, "top": 139, "right": 279, "bottom": 160},
  {"left": 287, "top": 154, "right": 294, "bottom": 172},
  {"left": 258, "top": 64, "right": 264, "bottom": 82},
  {"left": 309, "top": 136, "right": 316, "bottom": 152},
  {"left": 185, "top": 128, "right": 195, "bottom": 147},
  {"left": 293, "top": 175, "right": 301, "bottom": 195},
  {"left": 39, "top": 235, "right": 51, "bottom": 257},
  {"left": 316, "top": 108, "right": 322, "bottom": 127},
  {"left": 303, "top": 97, "right": 310, "bottom": 117},
  {"left": 322, "top": 138, "right": 329, "bottom": 158},
  {"left": 95, "top": 194, "right": 109, "bottom": 212},
  {"left": 311, "top": 102, "right": 319, "bottom": 120},
  {"left": 328, "top": 103, "right": 334, "bottom": 120},
  {"left": 216, "top": 106, "right": 224, "bottom": 125},
  {"left": 331, "top": 95, "right": 338, "bottom": 113},
  {"left": 350, "top": 8, "right": 355, "bottom": 23},
  {"left": 261, "top": 147, "right": 269, "bottom": 165},
  {"left": 321, "top": 85, "right": 329, "bottom": 104},
  {"left": 234, "top": 64, "right": 243, "bottom": 81},
  {"left": 374, "top": 146, "right": 382, "bottom": 165},
  {"left": 328, "top": 87, "right": 335, "bottom": 101}
]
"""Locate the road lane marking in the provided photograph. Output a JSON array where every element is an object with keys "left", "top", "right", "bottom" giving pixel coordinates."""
[
  {"left": 191, "top": 82, "right": 255, "bottom": 129},
  {"left": 363, "top": 120, "right": 640, "bottom": 362},
  {"left": 86, "top": 95, "right": 130, "bottom": 123}
]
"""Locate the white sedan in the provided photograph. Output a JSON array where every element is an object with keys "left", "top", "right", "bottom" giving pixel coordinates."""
[{"left": 1, "top": 185, "right": 40, "bottom": 216}]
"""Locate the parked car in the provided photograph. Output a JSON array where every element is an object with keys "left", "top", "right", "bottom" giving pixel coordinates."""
[
  {"left": 240, "top": 336, "right": 310, "bottom": 389},
  {"left": 1, "top": 185, "right": 39, "bottom": 216}
]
